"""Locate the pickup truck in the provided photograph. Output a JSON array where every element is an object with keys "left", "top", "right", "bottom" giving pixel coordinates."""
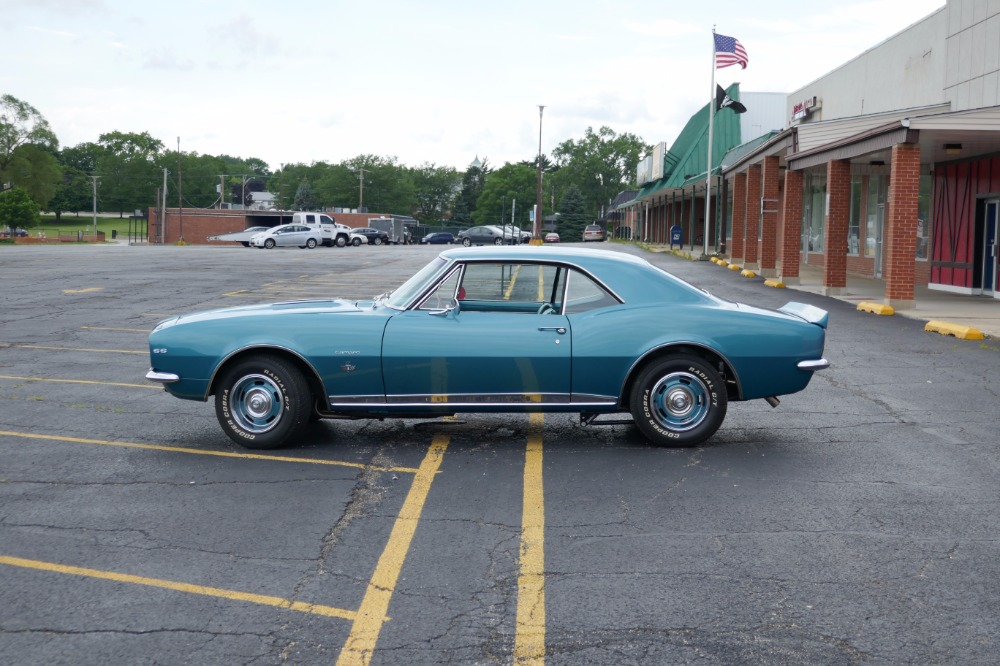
[{"left": 292, "top": 212, "right": 363, "bottom": 247}]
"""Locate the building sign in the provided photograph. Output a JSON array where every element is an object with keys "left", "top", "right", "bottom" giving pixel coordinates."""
[{"left": 792, "top": 96, "right": 821, "bottom": 121}]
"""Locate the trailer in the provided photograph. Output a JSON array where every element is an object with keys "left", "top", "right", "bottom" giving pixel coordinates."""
[{"left": 367, "top": 216, "right": 414, "bottom": 245}]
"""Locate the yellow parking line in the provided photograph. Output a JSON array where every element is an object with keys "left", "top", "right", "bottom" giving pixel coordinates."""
[
  {"left": 0, "top": 375, "right": 158, "bottom": 389},
  {"left": 515, "top": 413, "right": 546, "bottom": 664},
  {"left": 6, "top": 344, "right": 145, "bottom": 355},
  {"left": 0, "top": 430, "right": 422, "bottom": 474},
  {"left": 504, "top": 265, "right": 523, "bottom": 301},
  {"left": 0, "top": 555, "right": 358, "bottom": 621},
  {"left": 338, "top": 435, "right": 449, "bottom": 666}
]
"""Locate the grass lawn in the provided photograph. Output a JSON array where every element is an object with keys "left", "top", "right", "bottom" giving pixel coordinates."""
[{"left": 16, "top": 213, "right": 144, "bottom": 241}]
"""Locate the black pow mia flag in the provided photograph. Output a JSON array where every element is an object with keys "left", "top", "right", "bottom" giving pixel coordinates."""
[{"left": 716, "top": 85, "right": 747, "bottom": 114}]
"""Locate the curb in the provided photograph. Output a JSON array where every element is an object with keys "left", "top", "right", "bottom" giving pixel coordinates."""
[
  {"left": 924, "top": 320, "right": 985, "bottom": 340},
  {"left": 857, "top": 301, "right": 895, "bottom": 316}
]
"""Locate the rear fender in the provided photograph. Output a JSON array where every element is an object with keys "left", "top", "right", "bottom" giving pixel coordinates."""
[{"left": 778, "top": 302, "right": 828, "bottom": 329}]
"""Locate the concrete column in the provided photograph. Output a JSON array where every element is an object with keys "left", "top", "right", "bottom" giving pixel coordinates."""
[
  {"left": 884, "top": 143, "right": 921, "bottom": 309},
  {"left": 760, "top": 156, "right": 780, "bottom": 277},
  {"left": 731, "top": 172, "right": 747, "bottom": 263},
  {"left": 823, "top": 159, "right": 851, "bottom": 295},
  {"left": 780, "top": 169, "right": 803, "bottom": 282},
  {"left": 744, "top": 163, "right": 762, "bottom": 269}
]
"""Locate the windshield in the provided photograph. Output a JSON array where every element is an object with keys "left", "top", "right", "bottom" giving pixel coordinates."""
[{"left": 384, "top": 256, "right": 449, "bottom": 309}]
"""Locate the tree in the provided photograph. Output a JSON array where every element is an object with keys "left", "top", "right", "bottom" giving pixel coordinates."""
[
  {"left": 452, "top": 158, "right": 490, "bottom": 226},
  {"left": 53, "top": 143, "right": 105, "bottom": 221},
  {"left": 473, "top": 162, "right": 537, "bottom": 229},
  {"left": 230, "top": 178, "right": 265, "bottom": 208},
  {"left": 3, "top": 143, "right": 61, "bottom": 210},
  {"left": 0, "top": 94, "right": 58, "bottom": 173},
  {"left": 97, "top": 131, "right": 164, "bottom": 216},
  {"left": 293, "top": 178, "right": 317, "bottom": 210},
  {"left": 0, "top": 187, "right": 40, "bottom": 232},
  {"left": 556, "top": 185, "right": 588, "bottom": 240},
  {"left": 411, "top": 162, "right": 460, "bottom": 225},
  {"left": 551, "top": 126, "right": 650, "bottom": 219}
]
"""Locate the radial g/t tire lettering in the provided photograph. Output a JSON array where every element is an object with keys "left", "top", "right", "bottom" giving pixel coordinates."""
[
  {"left": 629, "top": 355, "right": 727, "bottom": 447},
  {"left": 214, "top": 354, "right": 313, "bottom": 449}
]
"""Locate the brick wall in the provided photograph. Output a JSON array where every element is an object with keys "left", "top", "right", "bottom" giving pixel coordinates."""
[
  {"left": 823, "top": 160, "right": 851, "bottom": 289},
  {"left": 744, "top": 164, "right": 761, "bottom": 266},
  {"left": 730, "top": 172, "right": 747, "bottom": 261},
  {"left": 760, "top": 156, "right": 779, "bottom": 271},
  {"left": 884, "top": 142, "right": 921, "bottom": 302},
  {"left": 780, "top": 169, "right": 803, "bottom": 278}
]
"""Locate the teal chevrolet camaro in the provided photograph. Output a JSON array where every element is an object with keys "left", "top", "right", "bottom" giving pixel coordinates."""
[{"left": 146, "top": 247, "right": 829, "bottom": 449}]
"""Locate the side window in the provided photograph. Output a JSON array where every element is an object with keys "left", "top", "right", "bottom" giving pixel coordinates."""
[
  {"left": 564, "top": 270, "right": 620, "bottom": 314},
  {"left": 305, "top": 214, "right": 316, "bottom": 224},
  {"left": 459, "top": 263, "right": 562, "bottom": 312},
  {"left": 417, "top": 268, "right": 462, "bottom": 311}
]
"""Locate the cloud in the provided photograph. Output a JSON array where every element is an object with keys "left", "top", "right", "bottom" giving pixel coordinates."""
[{"left": 141, "top": 50, "right": 196, "bottom": 72}]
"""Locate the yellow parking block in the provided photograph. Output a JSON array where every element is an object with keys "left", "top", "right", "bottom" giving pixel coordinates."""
[
  {"left": 740, "top": 269, "right": 756, "bottom": 278},
  {"left": 717, "top": 260, "right": 729, "bottom": 267},
  {"left": 924, "top": 320, "right": 985, "bottom": 340},
  {"left": 857, "top": 301, "right": 895, "bottom": 316},
  {"left": 728, "top": 264, "right": 742, "bottom": 271},
  {"left": 764, "top": 278, "right": 785, "bottom": 288}
]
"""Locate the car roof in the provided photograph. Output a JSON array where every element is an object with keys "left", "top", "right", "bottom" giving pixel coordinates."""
[{"left": 436, "top": 246, "right": 714, "bottom": 305}]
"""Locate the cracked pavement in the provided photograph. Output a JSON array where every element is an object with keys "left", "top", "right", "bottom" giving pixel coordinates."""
[{"left": 1, "top": 244, "right": 998, "bottom": 664}]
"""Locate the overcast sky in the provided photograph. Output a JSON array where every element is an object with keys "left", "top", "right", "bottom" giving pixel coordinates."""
[{"left": 2, "top": 0, "right": 946, "bottom": 173}]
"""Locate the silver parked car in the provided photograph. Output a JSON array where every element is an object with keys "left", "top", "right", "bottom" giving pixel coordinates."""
[
  {"left": 249, "top": 224, "right": 324, "bottom": 249},
  {"left": 458, "top": 225, "right": 511, "bottom": 246}
]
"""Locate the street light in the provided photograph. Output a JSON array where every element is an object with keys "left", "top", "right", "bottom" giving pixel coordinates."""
[{"left": 535, "top": 105, "right": 545, "bottom": 241}]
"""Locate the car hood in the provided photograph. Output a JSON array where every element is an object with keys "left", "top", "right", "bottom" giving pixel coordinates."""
[{"left": 152, "top": 298, "right": 367, "bottom": 330}]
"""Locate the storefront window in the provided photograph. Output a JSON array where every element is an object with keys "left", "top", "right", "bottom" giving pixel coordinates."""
[
  {"left": 848, "top": 176, "right": 862, "bottom": 256},
  {"left": 916, "top": 174, "right": 931, "bottom": 260},
  {"left": 865, "top": 175, "right": 887, "bottom": 260},
  {"left": 802, "top": 171, "right": 826, "bottom": 253}
]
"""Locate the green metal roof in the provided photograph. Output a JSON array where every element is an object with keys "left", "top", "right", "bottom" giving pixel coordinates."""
[{"left": 618, "top": 83, "right": 745, "bottom": 208}]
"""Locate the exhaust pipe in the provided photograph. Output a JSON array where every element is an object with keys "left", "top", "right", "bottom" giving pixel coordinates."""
[{"left": 764, "top": 396, "right": 781, "bottom": 408}]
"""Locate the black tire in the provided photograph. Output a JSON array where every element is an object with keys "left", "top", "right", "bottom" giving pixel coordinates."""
[
  {"left": 493, "top": 237, "right": 503, "bottom": 245},
  {"left": 373, "top": 237, "right": 383, "bottom": 246},
  {"left": 462, "top": 238, "right": 472, "bottom": 247},
  {"left": 352, "top": 237, "right": 362, "bottom": 246},
  {"left": 264, "top": 239, "right": 276, "bottom": 249},
  {"left": 306, "top": 238, "right": 317, "bottom": 249},
  {"left": 629, "top": 355, "right": 727, "bottom": 447},
  {"left": 336, "top": 235, "right": 347, "bottom": 247},
  {"left": 214, "top": 355, "right": 313, "bottom": 449}
]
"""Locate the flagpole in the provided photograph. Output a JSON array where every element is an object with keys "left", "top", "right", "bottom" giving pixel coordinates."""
[{"left": 704, "top": 28, "right": 716, "bottom": 258}]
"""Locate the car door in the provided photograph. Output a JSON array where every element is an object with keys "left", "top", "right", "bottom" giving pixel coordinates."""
[
  {"left": 381, "top": 262, "right": 571, "bottom": 405},
  {"left": 284, "top": 225, "right": 307, "bottom": 247}
]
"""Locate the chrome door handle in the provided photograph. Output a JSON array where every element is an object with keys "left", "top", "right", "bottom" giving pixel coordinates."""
[{"left": 538, "top": 327, "right": 566, "bottom": 334}]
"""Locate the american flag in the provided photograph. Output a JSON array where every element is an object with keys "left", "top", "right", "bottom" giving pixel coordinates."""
[{"left": 714, "top": 33, "right": 748, "bottom": 69}]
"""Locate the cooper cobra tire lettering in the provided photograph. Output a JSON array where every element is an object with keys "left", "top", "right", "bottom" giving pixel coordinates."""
[{"left": 629, "top": 356, "right": 728, "bottom": 447}]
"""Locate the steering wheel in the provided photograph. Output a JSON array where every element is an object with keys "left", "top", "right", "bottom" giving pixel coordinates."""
[{"left": 537, "top": 303, "right": 556, "bottom": 315}]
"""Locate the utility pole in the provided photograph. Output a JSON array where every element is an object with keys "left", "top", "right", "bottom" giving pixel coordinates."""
[
  {"left": 218, "top": 174, "right": 228, "bottom": 208},
  {"left": 161, "top": 168, "right": 169, "bottom": 244},
  {"left": 177, "top": 137, "right": 183, "bottom": 243},
  {"left": 535, "top": 105, "right": 545, "bottom": 241},
  {"left": 90, "top": 175, "right": 100, "bottom": 241},
  {"left": 357, "top": 167, "right": 368, "bottom": 211}
]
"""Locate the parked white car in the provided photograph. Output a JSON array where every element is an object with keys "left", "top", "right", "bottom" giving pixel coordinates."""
[
  {"left": 207, "top": 226, "right": 270, "bottom": 247},
  {"left": 249, "top": 224, "right": 324, "bottom": 249}
]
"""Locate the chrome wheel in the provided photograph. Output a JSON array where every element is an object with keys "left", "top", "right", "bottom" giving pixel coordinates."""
[
  {"left": 647, "top": 371, "right": 710, "bottom": 432},
  {"left": 228, "top": 373, "right": 284, "bottom": 435}
]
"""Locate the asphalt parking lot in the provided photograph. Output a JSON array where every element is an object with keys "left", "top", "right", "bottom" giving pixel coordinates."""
[{"left": 1, "top": 242, "right": 998, "bottom": 665}]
